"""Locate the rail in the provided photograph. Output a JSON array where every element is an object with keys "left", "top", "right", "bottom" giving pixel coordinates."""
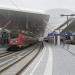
[{"left": 0, "top": 42, "right": 43, "bottom": 75}]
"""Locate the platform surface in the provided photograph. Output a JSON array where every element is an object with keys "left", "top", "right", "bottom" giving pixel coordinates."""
[
  {"left": 22, "top": 42, "right": 53, "bottom": 75},
  {"left": 51, "top": 44, "right": 75, "bottom": 75}
]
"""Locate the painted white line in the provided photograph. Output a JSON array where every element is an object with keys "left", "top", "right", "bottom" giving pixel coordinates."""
[
  {"left": 29, "top": 47, "right": 46, "bottom": 75},
  {"left": 44, "top": 45, "right": 53, "bottom": 75}
]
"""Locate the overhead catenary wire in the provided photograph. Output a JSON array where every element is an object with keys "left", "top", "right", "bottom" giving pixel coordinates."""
[
  {"left": 9, "top": 0, "right": 20, "bottom": 9},
  {"left": 2, "top": 20, "right": 11, "bottom": 29}
]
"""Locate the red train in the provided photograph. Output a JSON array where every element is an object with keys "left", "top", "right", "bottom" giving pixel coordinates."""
[{"left": 7, "top": 31, "right": 37, "bottom": 51}]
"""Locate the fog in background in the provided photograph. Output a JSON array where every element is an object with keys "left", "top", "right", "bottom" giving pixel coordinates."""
[{"left": 0, "top": 0, "right": 75, "bottom": 12}]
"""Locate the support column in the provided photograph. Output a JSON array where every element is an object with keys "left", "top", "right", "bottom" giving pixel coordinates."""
[
  {"left": 57, "top": 34, "right": 60, "bottom": 45},
  {"left": 26, "top": 16, "right": 28, "bottom": 32},
  {"left": 56, "top": 30, "right": 60, "bottom": 45},
  {"left": 54, "top": 36, "right": 56, "bottom": 45}
]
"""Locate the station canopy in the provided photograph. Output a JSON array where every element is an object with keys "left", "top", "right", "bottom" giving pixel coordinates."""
[
  {"left": 45, "top": 9, "right": 75, "bottom": 36},
  {"left": 0, "top": 7, "right": 49, "bottom": 37}
]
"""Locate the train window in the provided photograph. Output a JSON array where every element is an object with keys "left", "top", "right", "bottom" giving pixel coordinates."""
[{"left": 11, "top": 32, "right": 18, "bottom": 38}]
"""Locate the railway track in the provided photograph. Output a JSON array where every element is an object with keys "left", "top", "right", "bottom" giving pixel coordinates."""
[
  {"left": 0, "top": 42, "right": 43, "bottom": 75},
  {"left": 0, "top": 52, "right": 13, "bottom": 58},
  {"left": 0, "top": 43, "right": 38, "bottom": 59},
  {"left": 0, "top": 44, "right": 38, "bottom": 63}
]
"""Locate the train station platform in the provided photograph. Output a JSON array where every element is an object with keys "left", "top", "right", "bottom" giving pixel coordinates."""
[
  {"left": 52, "top": 44, "right": 75, "bottom": 75},
  {"left": 21, "top": 42, "right": 53, "bottom": 75},
  {"left": 22, "top": 43, "right": 75, "bottom": 75}
]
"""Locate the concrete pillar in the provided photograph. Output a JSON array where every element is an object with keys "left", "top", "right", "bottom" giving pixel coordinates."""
[
  {"left": 26, "top": 16, "right": 28, "bottom": 31},
  {"left": 56, "top": 30, "right": 60, "bottom": 45},
  {"left": 54, "top": 36, "right": 56, "bottom": 45},
  {"left": 70, "top": 36, "right": 73, "bottom": 41},
  {"left": 57, "top": 34, "right": 60, "bottom": 45}
]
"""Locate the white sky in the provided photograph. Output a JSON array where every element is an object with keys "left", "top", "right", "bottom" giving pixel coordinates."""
[{"left": 0, "top": 0, "right": 75, "bottom": 12}]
